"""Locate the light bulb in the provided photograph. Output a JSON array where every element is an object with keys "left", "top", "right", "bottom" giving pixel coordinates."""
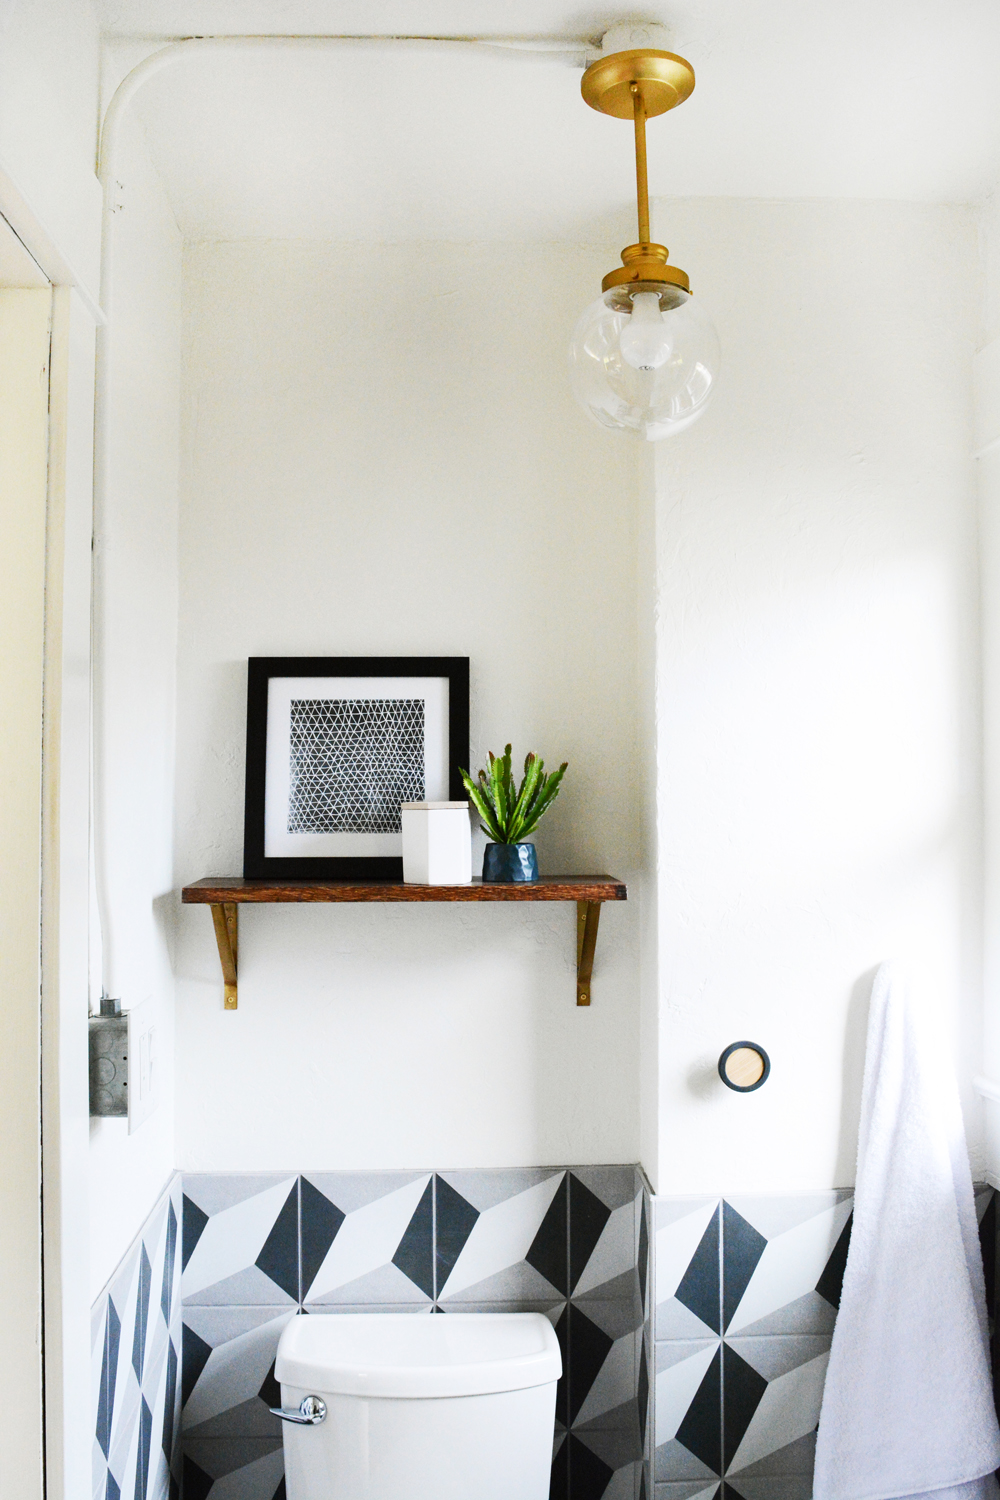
[
  {"left": 619, "top": 291, "right": 672, "bottom": 371},
  {"left": 568, "top": 285, "right": 720, "bottom": 440}
]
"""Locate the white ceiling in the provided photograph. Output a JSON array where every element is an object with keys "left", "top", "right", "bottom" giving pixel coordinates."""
[{"left": 106, "top": 1, "right": 1000, "bottom": 242}]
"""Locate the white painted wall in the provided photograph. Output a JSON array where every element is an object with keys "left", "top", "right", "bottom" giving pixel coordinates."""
[
  {"left": 78, "top": 39, "right": 997, "bottom": 1216},
  {"left": 978, "top": 187, "right": 1000, "bottom": 351},
  {"left": 173, "top": 237, "right": 642, "bottom": 1171},
  {"left": 649, "top": 197, "right": 983, "bottom": 1192},
  {"left": 171, "top": 204, "right": 986, "bottom": 1191},
  {"left": 975, "top": 187, "right": 1000, "bottom": 1182},
  {"left": 89, "top": 103, "right": 181, "bottom": 1296},
  {"left": 0, "top": 0, "right": 102, "bottom": 302}
]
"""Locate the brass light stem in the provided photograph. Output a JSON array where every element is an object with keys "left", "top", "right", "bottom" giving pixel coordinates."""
[
  {"left": 631, "top": 83, "right": 650, "bottom": 245},
  {"left": 583, "top": 50, "right": 694, "bottom": 297}
]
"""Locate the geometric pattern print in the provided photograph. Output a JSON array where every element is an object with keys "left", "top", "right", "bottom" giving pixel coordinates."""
[
  {"left": 91, "top": 1176, "right": 183, "bottom": 1500},
  {"left": 287, "top": 697, "right": 425, "bottom": 834},
  {"left": 651, "top": 1188, "right": 997, "bottom": 1500},
  {"left": 180, "top": 1167, "right": 647, "bottom": 1500}
]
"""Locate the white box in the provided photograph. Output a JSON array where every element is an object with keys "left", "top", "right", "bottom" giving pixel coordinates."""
[{"left": 401, "top": 802, "right": 472, "bottom": 885}]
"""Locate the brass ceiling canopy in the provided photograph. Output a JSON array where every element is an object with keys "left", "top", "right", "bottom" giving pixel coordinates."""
[
  {"left": 580, "top": 47, "right": 695, "bottom": 118},
  {"left": 581, "top": 46, "right": 695, "bottom": 297}
]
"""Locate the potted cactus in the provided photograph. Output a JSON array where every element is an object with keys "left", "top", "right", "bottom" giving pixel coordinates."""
[{"left": 460, "top": 745, "right": 568, "bottom": 882}]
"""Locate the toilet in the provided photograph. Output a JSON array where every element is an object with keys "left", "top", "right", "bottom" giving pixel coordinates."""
[{"left": 273, "top": 1311, "right": 562, "bottom": 1500}]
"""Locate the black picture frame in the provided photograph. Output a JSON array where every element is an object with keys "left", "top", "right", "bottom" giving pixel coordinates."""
[{"left": 243, "top": 656, "right": 470, "bottom": 880}]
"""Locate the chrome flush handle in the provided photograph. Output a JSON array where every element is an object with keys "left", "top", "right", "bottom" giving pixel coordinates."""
[{"left": 270, "top": 1395, "right": 327, "bottom": 1425}]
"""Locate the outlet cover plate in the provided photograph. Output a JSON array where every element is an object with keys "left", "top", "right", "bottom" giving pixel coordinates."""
[{"left": 127, "top": 999, "right": 158, "bottom": 1134}]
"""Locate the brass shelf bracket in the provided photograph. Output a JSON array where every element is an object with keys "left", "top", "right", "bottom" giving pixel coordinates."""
[
  {"left": 185, "top": 877, "right": 625, "bottom": 1011},
  {"left": 576, "top": 900, "right": 601, "bottom": 1006},
  {"left": 210, "top": 902, "right": 238, "bottom": 1009}
]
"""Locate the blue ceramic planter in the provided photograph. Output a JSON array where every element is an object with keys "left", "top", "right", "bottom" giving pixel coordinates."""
[{"left": 482, "top": 842, "right": 538, "bottom": 882}]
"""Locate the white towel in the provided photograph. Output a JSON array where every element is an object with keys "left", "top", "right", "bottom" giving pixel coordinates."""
[{"left": 813, "top": 962, "right": 1000, "bottom": 1500}]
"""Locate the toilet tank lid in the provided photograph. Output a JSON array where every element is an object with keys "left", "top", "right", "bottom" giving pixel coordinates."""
[{"left": 275, "top": 1312, "right": 562, "bottom": 1398}]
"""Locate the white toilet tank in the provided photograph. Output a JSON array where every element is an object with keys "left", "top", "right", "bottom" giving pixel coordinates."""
[{"left": 274, "top": 1312, "right": 562, "bottom": 1500}]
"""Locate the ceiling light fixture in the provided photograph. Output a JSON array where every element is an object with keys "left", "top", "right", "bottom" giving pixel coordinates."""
[{"left": 569, "top": 29, "right": 720, "bottom": 440}]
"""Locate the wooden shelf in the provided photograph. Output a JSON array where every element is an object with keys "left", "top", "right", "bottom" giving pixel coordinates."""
[
  {"left": 182, "top": 875, "right": 627, "bottom": 1011},
  {"left": 182, "top": 875, "right": 626, "bottom": 904}
]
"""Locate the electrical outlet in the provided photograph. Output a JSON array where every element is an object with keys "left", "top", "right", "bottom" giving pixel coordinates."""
[{"left": 127, "top": 999, "right": 158, "bottom": 1133}]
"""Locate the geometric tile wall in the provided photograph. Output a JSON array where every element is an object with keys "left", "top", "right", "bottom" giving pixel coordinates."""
[
  {"left": 979, "top": 1187, "right": 999, "bottom": 1442},
  {"left": 91, "top": 1176, "right": 183, "bottom": 1500},
  {"left": 646, "top": 1184, "right": 997, "bottom": 1500},
  {"left": 180, "top": 1167, "right": 646, "bottom": 1500},
  {"left": 93, "top": 1171, "right": 996, "bottom": 1500}
]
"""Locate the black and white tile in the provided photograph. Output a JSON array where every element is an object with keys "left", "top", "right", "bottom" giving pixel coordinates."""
[
  {"left": 98, "top": 1172, "right": 999, "bottom": 1500},
  {"left": 723, "top": 1337, "right": 830, "bottom": 1484},
  {"left": 653, "top": 1484, "right": 721, "bottom": 1500},
  {"left": 182, "top": 1176, "right": 299, "bottom": 1306},
  {"left": 638, "top": 1170, "right": 653, "bottom": 1500},
  {"left": 565, "top": 1167, "right": 645, "bottom": 1500},
  {"left": 173, "top": 1174, "right": 1000, "bottom": 1500},
  {"left": 180, "top": 1307, "right": 294, "bottom": 1500},
  {"left": 179, "top": 1167, "right": 644, "bottom": 1500},
  {"left": 977, "top": 1185, "right": 998, "bottom": 1435},
  {"left": 92, "top": 1177, "right": 183, "bottom": 1500},
  {"left": 436, "top": 1168, "right": 568, "bottom": 1304},
  {"left": 181, "top": 1307, "right": 294, "bottom": 1440},
  {"left": 654, "top": 1199, "right": 723, "bottom": 1340},
  {"left": 302, "top": 1172, "right": 434, "bottom": 1305},
  {"left": 721, "top": 1195, "right": 853, "bottom": 1337},
  {"left": 651, "top": 1192, "right": 854, "bottom": 1493},
  {"left": 182, "top": 1438, "right": 285, "bottom": 1500},
  {"left": 654, "top": 1340, "right": 723, "bottom": 1481}
]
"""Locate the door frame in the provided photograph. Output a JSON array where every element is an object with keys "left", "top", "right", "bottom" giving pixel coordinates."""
[{"left": 0, "top": 178, "right": 101, "bottom": 1500}]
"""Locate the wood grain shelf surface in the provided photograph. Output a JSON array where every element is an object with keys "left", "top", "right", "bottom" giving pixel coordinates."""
[{"left": 182, "top": 874, "right": 627, "bottom": 904}]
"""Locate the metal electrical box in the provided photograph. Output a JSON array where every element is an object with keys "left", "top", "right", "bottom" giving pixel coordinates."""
[
  {"left": 89, "top": 997, "right": 159, "bottom": 1129},
  {"left": 89, "top": 998, "right": 128, "bottom": 1117}
]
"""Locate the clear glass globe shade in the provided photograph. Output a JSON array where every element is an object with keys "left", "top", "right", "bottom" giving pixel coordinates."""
[{"left": 568, "top": 287, "right": 720, "bottom": 440}]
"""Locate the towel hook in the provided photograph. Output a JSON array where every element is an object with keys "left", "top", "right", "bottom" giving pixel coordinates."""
[{"left": 718, "top": 1041, "right": 770, "bottom": 1092}]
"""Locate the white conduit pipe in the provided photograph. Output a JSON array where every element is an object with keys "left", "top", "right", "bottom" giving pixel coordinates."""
[{"left": 91, "top": 33, "right": 591, "bottom": 1002}]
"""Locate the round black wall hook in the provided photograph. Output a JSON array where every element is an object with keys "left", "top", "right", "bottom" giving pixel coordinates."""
[{"left": 718, "top": 1041, "right": 770, "bottom": 1092}]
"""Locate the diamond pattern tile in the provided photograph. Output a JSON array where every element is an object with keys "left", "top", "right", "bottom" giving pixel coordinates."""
[
  {"left": 651, "top": 1192, "right": 857, "bottom": 1498},
  {"left": 182, "top": 1177, "right": 299, "bottom": 1306},
  {"left": 92, "top": 1177, "right": 183, "bottom": 1500},
  {"left": 103, "top": 1172, "right": 991, "bottom": 1500},
  {"left": 301, "top": 1172, "right": 433, "bottom": 1305},
  {"left": 654, "top": 1200, "right": 722, "bottom": 1340}
]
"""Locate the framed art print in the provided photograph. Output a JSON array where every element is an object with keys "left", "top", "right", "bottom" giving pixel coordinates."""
[{"left": 243, "top": 657, "right": 470, "bottom": 879}]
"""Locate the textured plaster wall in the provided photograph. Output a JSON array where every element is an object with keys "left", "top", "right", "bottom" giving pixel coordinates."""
[
  {"left": 979, "top": 188, "right": 1000, "bottom": 349},
  {"left": 0, "top": 0, "right": 102, "bottom": 299},
  {"left": 89, "top": 107, "right": 182, "bottom": 1298},
  {"left": 649, "top": 197, "right": 983, "bottom": 1193},
  {"left": 173, "top": 238, "right": 643, "bottom": 1171},
  {"left": 172, "top": 205, "right": 985, "bottom": 1191}
]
